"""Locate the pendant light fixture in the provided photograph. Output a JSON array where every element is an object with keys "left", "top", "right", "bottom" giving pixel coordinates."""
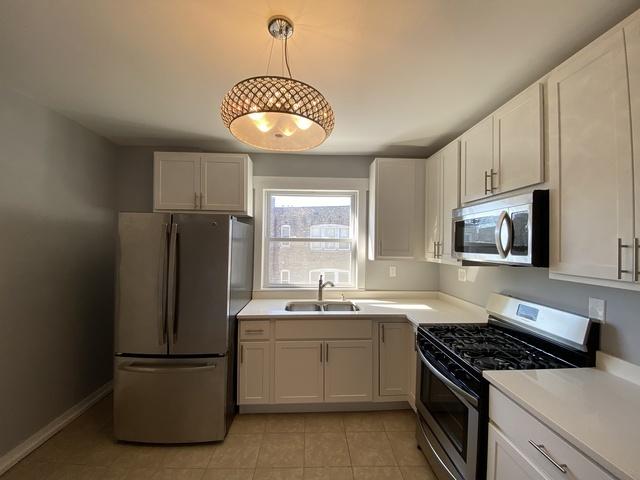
[{"left": 221, "top": 16, "right": 334, "bottom": 152}]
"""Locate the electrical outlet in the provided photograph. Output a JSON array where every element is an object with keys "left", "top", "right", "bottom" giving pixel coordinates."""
[
  {"left": 458, "top": 268, "right": 467, "bottom": 282},
  {"left": 589, "top": 297, "right": 606, "bottom": 322},
  {"left": 389, "top": 265, "right": 397, "bottom": 278}
]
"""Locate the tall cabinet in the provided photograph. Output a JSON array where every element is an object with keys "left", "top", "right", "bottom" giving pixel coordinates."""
[
  {"left": 426, "top": 140, "right": 460, "bottom": 263},
  {"left": 548, "top": 28, "right": 636, "bottom": 286}
]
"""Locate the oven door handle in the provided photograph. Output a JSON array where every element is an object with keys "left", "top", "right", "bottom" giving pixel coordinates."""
[{"left": 418, "top": 349, "right": 479, "bottom": 408}]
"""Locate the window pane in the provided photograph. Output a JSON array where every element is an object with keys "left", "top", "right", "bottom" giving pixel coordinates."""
[
  {"left": 267, "top": 241, "right": 353, "bottom": 287},
  {"left": 268, "top": 194, "right": 352, "bottom": 238}
]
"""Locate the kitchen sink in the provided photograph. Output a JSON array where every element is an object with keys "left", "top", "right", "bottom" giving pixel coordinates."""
[{"left": 284, "top": 301, "right": 360, "bottom": 312}]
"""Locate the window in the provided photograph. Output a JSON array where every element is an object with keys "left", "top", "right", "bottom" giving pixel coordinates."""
[{"left": 264, "top": 190, "right": 357, "bottom": 288}]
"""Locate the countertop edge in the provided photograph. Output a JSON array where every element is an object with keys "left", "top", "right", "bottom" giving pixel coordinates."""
[{"left": 484, "top": 371, "right": 634, "bottom": 480}]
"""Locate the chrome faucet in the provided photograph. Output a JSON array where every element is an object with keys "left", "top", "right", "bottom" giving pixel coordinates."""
[{"left": 317, "top": 275, "right": 335, "bottom": 301}]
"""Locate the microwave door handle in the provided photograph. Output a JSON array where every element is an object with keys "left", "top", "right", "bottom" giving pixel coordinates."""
[
  {"left": 495, "top": 211, "right": 513, "bottom": 259},
  {"left": 418, "top": 349, "right": 478, "bottom": 408}
]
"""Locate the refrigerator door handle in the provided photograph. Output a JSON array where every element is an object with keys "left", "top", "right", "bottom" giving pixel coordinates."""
[
  {"left": 167, "top": 222, "right": 179, "bottom": 345},
  {"left": 119, "top": 362, "right": 217, "bottom": 374},
  {"left": 157, "top": 223, "right": 169, "bottom": 345}
]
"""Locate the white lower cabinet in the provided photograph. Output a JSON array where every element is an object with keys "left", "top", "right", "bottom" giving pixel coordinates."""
[
  {"left": 407, "top": 326, "right": 418, "bottom": 411},
  {"left": 274, "top": 341, "right": 324, "bottom": 404},
  {"left": 489, "top": 387, "right": 616, "bottom": 480},
  {"left": 325, "top": 340, "right": 373, "bottom": 403},
  {"left": 487, "top": 424, "right": 548, "bottom": 480},
  {"left": 238, "top": 341, "right": 270, "bottom": 404},
  {"left": 379, "top": 323, "right": 409, "bottom": 396}
]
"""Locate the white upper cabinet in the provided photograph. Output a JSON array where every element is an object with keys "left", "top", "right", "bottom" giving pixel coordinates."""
[
  {"left": 494, "top": 83, "right": 544, "bottom": 194},
  {"left": 154, "top": 152, "right": 201, "bottom": 210},
  {"left": 460, "top": 82, "right": 544, "bottom": 204},
  {"left": 441, "top": 140, "right": 460, "bottom": 262},
  {"left": 425, "top": 151, "right": 442, "bottom": 259},
  {"left": 426, "top": 140, "right": 460, "bottom": 263},
  {"left": 461, "top": 116, "right": 494, "bottom": 203},
  {"left": 627, "top": 16, "right": 640, "bottom": 261},
  {"left": 548, "top": 29, "right": 634, "bottom": 284},
  {"left": 153, "top": 152, "right": 253, "bottom": 216},
  {"left": 369, "top": 158, "right": 424, "bottom": 260}
]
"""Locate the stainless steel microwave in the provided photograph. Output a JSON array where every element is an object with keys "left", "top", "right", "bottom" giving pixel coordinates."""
[{"left": 452, "top": 190, "right": 548, "bottom": 266}]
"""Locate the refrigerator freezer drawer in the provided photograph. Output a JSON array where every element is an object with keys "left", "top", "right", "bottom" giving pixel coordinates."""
[{"left": 114, "top": 356, "right": 227, "bottom": 443}]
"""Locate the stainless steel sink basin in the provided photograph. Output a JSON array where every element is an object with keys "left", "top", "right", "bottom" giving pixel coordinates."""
[
  {"left": 284, "top": 301, "right": 359, "bottom": 312},
  {"left": 322, "top": 301, "right": 360, "bottom": 312},
  {"left": 285, "top": 301, "right": 323, "bottom": 311}
]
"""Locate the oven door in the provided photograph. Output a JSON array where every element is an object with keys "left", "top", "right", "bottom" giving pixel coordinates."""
[{"left": 416, "top": 351, "right": 479, "bottom": 480}]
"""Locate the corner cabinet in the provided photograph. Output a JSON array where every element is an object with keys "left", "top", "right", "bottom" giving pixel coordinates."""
[
  {"left": 368, "top": 158, "right": 425, "bottom": 260},
  {"left": 378, "top": 322, "right": 409, "bottom": 397},
  {"left": 548, "top": 23, "right": 639, "bottom": 288},
  {"left": 154, "top": 152, "right": 253, "bottom": 216},
  {"left": 426, "top": 140, "right": 460, "bottom": 263},
  {"left": 460, "top": 82, "right": 544, "bottom": 204}
]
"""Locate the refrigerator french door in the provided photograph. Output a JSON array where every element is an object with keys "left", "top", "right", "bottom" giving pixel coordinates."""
[{"left": 114, "top": 213, "right": 253, "bottom": 443}]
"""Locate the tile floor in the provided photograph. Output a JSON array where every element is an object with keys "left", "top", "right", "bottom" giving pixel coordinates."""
[{"left": 3, "top": 395, "right": 436, "bottom": 480}]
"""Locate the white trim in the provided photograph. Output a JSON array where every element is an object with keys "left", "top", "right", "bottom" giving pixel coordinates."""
[
  {"left": 0, "top": 381, "right": 113, "bottom": 475},
  {"left": 240, "top": 400, "right": 410, "bottom": 414},
  {"left": 253, "top": 176, "right": 369, "bottom": 291},
  {"left": 596, "top": 352, "right": 640, "bottom": 387}
]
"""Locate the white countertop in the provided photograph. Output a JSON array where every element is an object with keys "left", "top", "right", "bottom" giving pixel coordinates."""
[
  {"left": 484, "top": 367, "right": 640, "bottom": 480},
  {"left": 238, "top": 297, "right": 487, "bottom": 327}
]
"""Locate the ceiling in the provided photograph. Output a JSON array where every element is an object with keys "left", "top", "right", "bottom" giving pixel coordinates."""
[{"left": 1, "top": 0, "right": 639, "bottom": 156}]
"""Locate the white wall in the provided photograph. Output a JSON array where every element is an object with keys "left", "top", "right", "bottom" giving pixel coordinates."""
[
  {"left": 115, "top": 146, "right": 440, "bottom": 291},
  {"left": 440, "top": 265, "right": 640, "bottom": 365},
  {"left": 0, "top": 86, "right": 118, "bottom": 456}
]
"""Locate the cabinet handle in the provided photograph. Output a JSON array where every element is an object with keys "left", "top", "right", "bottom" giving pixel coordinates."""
[
  {"left": 320, "top": 343, "right": 323, "bottom": 363},
  {"left": 490, "top": 169, "right": 497, "bottom": 192},
  {"left": 484, "top": 170, "right": 491, "bottom": 195},
  {"left": 617, "top": 238, "right": 632, "bottom": 280},
  {"left": 240, "top": 344, "right": 244, "bottom": 364},
  {"left": 528, "top": 441, "right": 567, "bottom": 474},
  {"left": 194, "top": 192, "right": 198, "bottom": 209},
  {"left": 635, "top": 238, "right": 639, "bottom": 283},
  {"left": 245, "top": 329, "right": 264, "bottom": 334},
  {"left": 325, "top": 343, "right": 329, "bottom": 363},
  {"left": 381, "top": 324, "right": 385, "bottom": 343}
]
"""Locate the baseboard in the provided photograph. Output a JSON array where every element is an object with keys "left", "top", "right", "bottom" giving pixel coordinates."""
[
  {"left": 0, "top": 381, "right": 113, "bottom": 475},
  {"left": 239, "top": 401, "right": 410, "bottom": 414}
]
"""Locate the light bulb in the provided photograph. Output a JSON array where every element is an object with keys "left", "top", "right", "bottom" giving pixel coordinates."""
[{"left": 294, "top": 116, "right": 313, "bottom": 130}]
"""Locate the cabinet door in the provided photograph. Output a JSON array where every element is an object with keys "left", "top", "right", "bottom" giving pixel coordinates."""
[
  {"left": 548, "top": 30, "right": 634, "bottom": 282},
  {"left": 441, "top": 140, "right": 460, "bottom": 262},
  {"left": 274, "top": 341, "right": 324, "bottom": 403},
  {"left": 494, "top": 83, "right": 544, "bottom": 194},
  {"left": 154, "top": 152, "right": 201, "bottom": 210},
  {"left": 627, "top": 16, "right": 640, "bottom": 254},
  {"left": 201, "top": 154, "right": 247, "bottom": 212},
  {"left": 238, "top": 342, "right": 270, "bottom": 404},
  {"left": 425, "top": 152, "right": 442, "bottom": 260},
  {"left": 372, "top": 158, "right": 418, "bottom": 259},
  {"left": 325, "top": 340, "right": 372, "bottom": 403},
  {"left": 379, "top": 323, "right": 409, "bottom": 397},
  {"left": 487, "top": 424, "right": 548, "bottom": 480},
  {"left": 461, "top": 116, "right": 494, "bottom": 203}
]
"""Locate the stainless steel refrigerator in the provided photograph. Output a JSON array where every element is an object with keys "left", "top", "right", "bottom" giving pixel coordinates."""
[{"left": 113, "top": 213, "right": 253, "bottom": 443}]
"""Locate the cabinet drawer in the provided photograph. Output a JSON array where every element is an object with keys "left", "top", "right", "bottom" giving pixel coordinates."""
[
  {"left": 489, "top": 386, "right": 615, "bottom": 480},
  {"left": 275, "top": 319, "right": 372, "bottom": 339},
  {"left": 239, "top": 320, "right": 271, "bottom": 340}
]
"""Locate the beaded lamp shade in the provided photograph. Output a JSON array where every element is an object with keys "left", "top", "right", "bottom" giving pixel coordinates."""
[{"left": 220, "top": 17, "right": 334, "bottom": 151}]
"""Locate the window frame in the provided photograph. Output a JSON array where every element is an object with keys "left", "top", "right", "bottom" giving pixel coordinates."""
[{"left": 252, "top": 176, "right": 368, "bottom": 291}]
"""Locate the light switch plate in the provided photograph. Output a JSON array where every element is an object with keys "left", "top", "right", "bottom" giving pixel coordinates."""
[
  {"left": 589, "top": 297, "right": 606, "bottom": 322},
  {"left": 389, "top": 265, "right": 397, "bottom": 278},
  {"left": 458, "top": 268, "right": 467, "bottom": 282}
]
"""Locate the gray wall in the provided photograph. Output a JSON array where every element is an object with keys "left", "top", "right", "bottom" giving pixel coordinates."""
[
  {"left": 439, "top": 265, "right": 640, "bottom": 365},
  {"left": 116, "top": 146, "right": 439, "bottom": 291},
  {"left": 0, "top": 86, "right": 117, "bottom": 456}
]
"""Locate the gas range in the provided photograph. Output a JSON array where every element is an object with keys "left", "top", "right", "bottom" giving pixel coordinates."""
[{"left": 414, "top": 294, "right": 599, "bottom": 480}]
